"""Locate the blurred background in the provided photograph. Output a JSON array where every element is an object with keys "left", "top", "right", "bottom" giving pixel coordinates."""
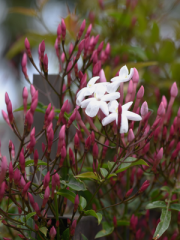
[{"left": 1, "top": 0, "right": 180, "bottom": 238}]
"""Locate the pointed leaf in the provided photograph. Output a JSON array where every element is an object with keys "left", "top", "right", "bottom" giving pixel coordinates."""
[
  {"left": 100, "top": 168, "right": 108, "bottom": 178},
  {"left": 56, "top": 189, "right": 76, "bottom": 203},
  {"left": 81, "top": 234, "right": 88, "bottom": 240},
  {"left": 76, "top": 172, "right": 99, "bottom": 180},
  {"left": 62, "top": 228, "right": 70, "bottom": 240},
  {"left": 39, "top": 227, "right": 48, "bottom": 237},
  {"left": 169, "top": 203, "right": 180, "bottom": 211},
  {"left": 95, "top": 222, "right": 114, "bottom": 238},
  {"left": 84, "top": 210, "right": 102, "bottom": 225},
  {"left": 79, "top": 196, "right": 87, "bottom": 211},
  {"left": 146, "top": 201, "right": 167, "bottom": 210},
  {"left": 67, "top": 175, "right": 86, "bottom": 191}
]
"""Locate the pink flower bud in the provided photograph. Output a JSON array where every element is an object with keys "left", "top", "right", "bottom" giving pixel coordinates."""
[
  {"left": 25, "top": 38, "right": 31, "bottom": 57},
  {"left": 50, "top": 226, "right": 56, "bottom": 240},
  {"left": 0, "top": 156, "right": 7, "bottom": 186},
  {"left": 67, "top": 108, "right": 77, "bottom": 128},
  {"left": 74, "top": 194, "right": 79, "bottom": 212},
  {"left": 102, "top": 140, "right": 109, "bottom": 159},
  {"left": 132, "top": 68, "right": 139, "bottom": 83},
  {"left": 128, "top": 129, "right": 135, "bottom": 142},
  {"left": 61, "top": 19, "right": 66, "bottom": 40},
  {"left": 125, "top": 188, "right": 133, "bottom": 198},
  {"left": 70, "top": 220, "right": 77, "bottom": 236},
  {"left": 141, "top": 101, "right": 148, "bottom": 117},
  {"left": 105, "top": 43, "right": 111, "bottom": 56},
  {"left": 93, "top": 61, "right": 101, "bottom": 76},
  {"left": 130, "top": 214, "right": 138, "bottom": 232},
  {"left": 40, "top": 40, "right": 45, "bottom": 53},
  {"left": 137, "top": 86, "right": 144, "bottom": 99},
  {"left": 97, "top": 41, "right": 104, "bottom": 54},
  {"left": 77, "top": 39, "right": 85, "bottom": 59},
  {"left": 78, "top": 19, "right": 86, "bottom": 39},
  {"left": 43, "top": 54, "right": 48, "bottom": 72},
  {"left": 43, "top": 171, "right": 50, "bottom": 189},
  {"left": 127, "top": 80, "right": 133, "bottom": 94},
  {"left": 14, "top": 169, "right": 21, "bottom": 186},
  {"left": 21, "top": 53, "right": 27, "bottom": 68},
  {"left": 47, "top": 219, "right": 52, "bottom": 227},
  {"left": 139, "top": 180, "right": 150, "bottom": 193},
  {"left": 85, "top": 24, "right": 92, "bottom": 38},
  {"left": 61, "top": 52, "right": 65, "bottom": 63},
  {"left": 170, "top": 82, "right": 178, "bottom": 98},
  {"left": 0, "top": 182, "right": 6, "bottom": 202},
  {"left": 9, "top": 161, "right": 13, "bottom": 184},
  {"left": 113, "top": 216, "right": 117, "bottom": 228},
  {"left": 157, "top": 102, "right": 165, "bottom": 116},
  {"left": 25, "top": 110, "right": 33, "bottom": 132},
  {"left": 7, "top": 101, "right": 13, "bottom": 123},
  {"left": 19, "top": 150, "right": 25, "bottom": 174},
  {"left": 157, "top": 148, "right": 163, "bottom": 161},
  {"left": 57, "top": 24, "right": 61, "bottom": 41},
  {"left": 74, "top": 133, "right": 80, "bottom": 150},
  {"left": 69, "top": 148, "right": 75, "bottom": 166},
  {"left": 22, "top": 181, "right": 31, "bottom": 197},
  {"left": 85, "top": 136, "right": 91, "bottom": 150},
  {"left": 1, "top": 110, "right": 11, "bottom": 128},
  {"left": 93, "top": 143, "right": 98, "bottom": 159},
  {"left": 5, "top": 92, "right": 10, "bottom": 106},
  {"left": 161, "top": 95, "right": 167, "bottom": 109},
  {"left": 61, "top": 146, "right": 67, "bottom": 160},
  {"left": 99, "top": 69, "right": 106, "bottom": 82},
  {"left": 42, "top": 186, "right": 50, "bottom": 208}
]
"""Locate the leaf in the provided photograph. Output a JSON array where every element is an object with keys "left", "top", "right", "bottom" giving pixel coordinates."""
[
  {"left": 81, "top": 234, "right": 88, "bottom": 240},
  {"left": 64, "top": 14, "right": 79, "bottom": 39},
  {"left": 57, "top": 189, "right": 76, "bottom": 203},
  {"left": 116, "top": 158, "right": 148, "bottom": 173},
  {"left": 108, "top": 161, "right": 115, "bottom": 171},
  {"left": 160, "top": 186, "right": 170, "bottom": 193},
  {"left": 146, "top": 201, "right": 167, "bottom": 210},
  {"left": 107, "top": 173, "right": 117, "bottom": 179},
  {"left": 23, "top": 212, "right": 36, "bottom": 222},
  {"left": 169, "top": 203, "right": 180, "bottom": 211},
  {"left": 14, "top": 102, "right": 46, "bottom": 113},
  {"left": 100, "top": 168, "right": 108, "bottom": 178},
  {"left": 9, "top": 7, "right": 38, "bottom": 17},
  {"left": 39, "top": 227, "right": 48, "bottom": 237},
  {"left": 95, "top": 222, "right": 114, "bottom": 238},
  {"left": 117, "top": 220, "right": 130, "bottom": 226},
  {"left": 76, "top": 172, "right": 99, "bottom": 180},
  {"left": 66, "top": 175, "right": 87, "bottom": 191},
  {"left": 62, "top": 228, "right": 70, "bottom": 240},
  {"left": 25, "top": 159, "right": 47, "bottom": 168},
  {"left": 150, "top": 22, "right": 159, "bottom": 43},
  {"left": 84, "top": 210, "right": 102, "bottom": 225},
  {"left": 153, "top": 209, "right": 171, "bottom": 239},
  {"left": 79, "top": 196, "right": 87, "bottom": 211}
]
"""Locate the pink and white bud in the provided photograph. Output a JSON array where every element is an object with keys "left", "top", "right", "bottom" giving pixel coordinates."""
[
  {"left": 132, "top": 68, "right": 139, "bottom": 83},
  {"left": 99, "top": 69, "right": 106, "bottom": 83},
  {"left": 50, "top": 226, "right": 56, "bottom": 240},
  {"left": 61, "top": 19, "right": 66, "bottom": 40},
  {"left": 25, "top": 38, "right": 31, "bottom": 57},
  {"left": 128, "top": 129, "right": 135, "bottom": 142},
  {"left": 170, "top": 82, "right": 178, "bottom": 98},
  {"left": 78, "top": 19, "right": 86, "bottom": 39},
  {"left": 141, "top": 101, "right": 148, "bottom": 117}
]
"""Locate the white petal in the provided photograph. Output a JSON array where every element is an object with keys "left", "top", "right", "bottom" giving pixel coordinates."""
[
  {"left": 119, "top": 65, "right": 129, "bottom": 78},
  {"left": 125, "top": 111, "right": 142, "bottom": 121},
  {"left": 76, "top": 91, "right": 85, "bottom": 106},
  {"left": 99, "top": 101, "right": 109, "bottom": 116},
  {"left": 102, "top": 113, "right": 117, "bottom": 126},
  {"left": 81, "top": 98, "right": 95, "bottom": 108},
  {"left": 77, "top": 87, "right": 93, "bottom": 98},
  {"left": 87, "top": 76, "right": 100, "bottom": 87},
  {"left": 122, "top": 102, "right": 133, "bottom": 111},
  {"left": 108, "top": 100, "right": 119, "bottom": 113},
  {"left": 101, "top": 92, "right": 120, "bottom": 102},
  {"left": 111, "top": 76, "right": 120, "bottom": 82},
  {"left": 94, "top": 84, "right": 106, "bottom": 99},
  {"left": 120, "top": 114, "right": 129, "bottom": 133},
  {"left": 85, "top": 100, "right": 100, "bottom": 117},
  {"left": 129, "top": 68, "right": 134, "bottom": 79},
  {"left": 106, "top": 81, "right": 120, "bottom": 93}
]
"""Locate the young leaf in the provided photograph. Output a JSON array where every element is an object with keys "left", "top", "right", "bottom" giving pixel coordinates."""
[
  {"left": 146, "top": 201, "right": 167, "bottom": 210},
  {"left": 76, "top": 172, "right": 99, "bottom": 180},
  {"left": 79, "top": 196, "right": 87, "bottom": 211},
  {"left": 100, "top": 168, "right": 108, "bottom": 178},
  {"left": 14, "top": 102, "right": 46, "bottom": 113},
  {"left": 25, "top": 159, "right": 47, "bottom": 168},
  {"left": 84, "top": 210, "right": 102, "bottom": 225},
  {"left": 153, "top": 209, "right": 171, "bottom": 239},
  {"left": 116, "top": 158, "right": 148, "bottom": 174},
  {"left": 57, "top": 189, "right": 76, "bottom": 203},
  {"left": 81, "top": 234, "right": 88, "bottom": 240},
  {"left": 95, "top": 222, "right": 114, "bottom": 238},
  {"left": 160, "top": 186, "right": 170, "bottom": 193},
  {"left": 39, "top": 227, "right": 48, "bottom": 237},
  {"left": 117, "top": 220, "right": 130, "bottom": 226},
  {"left": 66, "top": 175, "right": 87, "bottom": 191},
  {"left": 22, "top": 212, "right": 36, "bottom": 222}
]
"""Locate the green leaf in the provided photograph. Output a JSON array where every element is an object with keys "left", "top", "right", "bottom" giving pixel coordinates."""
[
  {"left": 39, "top": 227, "right": 48, "bottom": 237},
  {"left": 62, "top": 228, "right": 70, "bottom": 240},
  {"left": 67, "top": 175, "right": 87, "bottom": 191},
  {"left": 161, "top": 186, "right": 170, "bottom": 193},
  {"left": 76, "top": 172, "right": 99, "bottom": 180},
  {"left": 108, "top": 161, "right": 115, "bottom": 171},
  {"left": 95, "top": 222, "right": 114, "bottom": 238},
  {"left": 107, "top": 173, "right": 117, "bottom": 179},
  {"left": 84, "top": 210, "right": 102, "bottom": 225},
  {"left": 79, "top": 196, "right": 87, "bottom": 211},
  {"left": 9, "top": 7, "right": 38, "bottom": 17},
  {"left": 146, "top": 201, "right": 167, "bottom": 209},
  {"left": 117, "top": 220, "right": 130, "bottom": 226},
  {"left": 100, "top": 168, "right": 108, "bottom": 178},
  {"left": 172, "top": 188, "right": 180, "bottom": 194},
  {"left": 153, "top": 208, "right": 171, "bottom": 239},
  {"left": 14, "top": 102, "right": 46, "bottom": 113},
  {"left": 158, "top": 40, "right": 175, "bottom": 63},
  {"left": 81, "top": 234, "right": 88, "bottom": 240},
  {"left": 116, "top": 158, "right": 148, "bottom": 173},
  {"left": 150, "top": 22, "right": 159, "bottom": 43},
  {"left": 25, "top": 159, "right": 47, "bottom": 168},
  {"left": 57, "top": 189, "right": 76, "bottom": 203},
  {"left": 169, "top": 203, "right": 180, "bottom": 211},
  {"left": 23, "top": 212, "right": 36, "bottom": 222}
]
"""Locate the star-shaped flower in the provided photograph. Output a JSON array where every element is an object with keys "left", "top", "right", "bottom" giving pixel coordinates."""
[
  {"left": 106, "top": 65, "right": 134, "bottom": 93},
  {"left": 102, "top": 100, "right": 142, "bottom": 133},
  {"left": 80, "top": 85, "right": 120, "bottom": 118}
]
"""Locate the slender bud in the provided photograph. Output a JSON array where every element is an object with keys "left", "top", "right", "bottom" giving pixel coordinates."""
[
  {"left": 22, "top": 181, "right": 31, "bottom": 197},
  {"left": 99, "top": 69, "right": 107, "bottom": 82},
  {"left": 139, "top": 180, "right": 150, "bottom": 193},
  {"left": 43, "top": 171, "right": 50, "bottom": 189},
  {"left": 67, "top": 108, "right": 77, "bottom": 128},
  {"left": 130, "top": 214, "right": 138, "bottom": 232},
  {"left": 74, "top": 194, "right": 79, "bottom": 212},
  {"left": 162, "top": 95, "right": 167, "bottom": 109},
  {"left": 85, "top": 24, "right": 92, "bottom": 38},
  {"left": 61, "top": 19, "right": 66, "bottom": 40},
  {"left": 141, "top": 101, "right": 148, "bottom": 117},
  {"left": 157, "top": 102, "right": 165, "bottom": 116},
  {"left": 70, "top": 220, "right": 77, "bottom": 237},
  {"left": 93, "top": 143, "right": 98, "bottom": 159},
  {"left": 93, "top": 61, "right": 101, "bottom": 76},
  {"left": 50, "top": 226, "right": 56, "bottom": 240},
  {"left": 78, "top": 19, "right": 86, "bottom": 39},
  {"left": 85, "top": 136, "right": 91, "bottom": 150},
  {"left": 14, "top": 169, "right": 21, "bottom": 186},
  {"left": 170, "top": 82, "right": 178, "bottom": 98},
  {"left": 69, "top": 148, "right": 75, "bottom": 166},
  {"left": 125, "top": 188, "right": 133, "bottom": 198},
  {"left": 42, "top": 186, "right": 50, "bottom": 209},
  {"left": 77, "top": 39, "right": 85, "bottom": 59},
  {"left": 57, "top": 24, "right": 61, "bottom": 42},
  {"left": 0, "top": 182, "right": 6, "bottom": 202},
  {"left": 137, "top": 86, "right": 144, "bottom": 99},
  {"left": 25, "top": 38, "right": 31, "bottom": 57},
  {"left": 132, "top": 68, "right": 139, "bottom": 83},
  {"left": 43, "top": 54, "right": 48, "bottom": 73},
  {"left": 0, "top": 156, "right": 7, "bottom": 185},
  {"left": 74, "top": 133, "right": 80, "bottom": 150},
  {"left": 105, "top": 43, "right": 111, "bottom": 56}
]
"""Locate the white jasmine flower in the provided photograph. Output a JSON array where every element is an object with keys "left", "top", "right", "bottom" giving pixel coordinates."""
[
  {"left": 76, "top": 76, "right": 107, "bottom": 106},
  {"left": 106, "top": 65, "right": 134, "bottom": 93},
  {"left": 102, "top": 100, "right": 142, "bottom": 133},
  {"left": 81, "top": 85, "right": 120, "bottom": 118}
]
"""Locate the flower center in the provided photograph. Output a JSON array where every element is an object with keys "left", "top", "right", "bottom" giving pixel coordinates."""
[
  {"left": 88, "top": 84, "right": 92, "bottom": 88},
  {"left": 115, "top": 107, "right": 118, "bottom": 113},
  {"left": 94, "top": 93, "right": 100, "bottom": 101}
]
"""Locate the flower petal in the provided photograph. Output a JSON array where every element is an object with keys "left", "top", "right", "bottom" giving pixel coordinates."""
[
  {"left": 99, "top": 101, "right": 109, "bottom": 116},
  {"left": 94, "top": 84, "right": 107, "bottom": 99},
  {"left": 77, "top": 87, "right": 93, "bottom": 98},
  {"left": 87, "top": 76, "right": 100, "bottom": 87},
  {"left": 120, "top": 114, "right": 129, "bottom": 133},
  {"left": 106, "top": 82, "right": 120, "bottom": 93},
  {"left": 122, "top": 101, "right": 133, "bottom": 111},
  {"left": 101, "top": 92, "right": 120, "bottom": 102},
  {"left": 119, "top": 65, "right": 129, "bottom": 78},
  {"left": 81, "top": 98, "right": 95, "bottom": 108},
  {"left": 85, "top": 99, "right": 100, "bottom": 117},
  {"left": 76, "top": 91, "right": 85, "bottom": 106},
  {"left": 102, "top": 113, "right": 117, "bottom": 126},
  {"left": 125, "top": 111, "right": 142, "bottom": 121},
  {"left": 111, "top": 76, "right": 120, "bottom": 82},
  {"left": 108, "top": 100, "right": 119, "bottom": 113}
]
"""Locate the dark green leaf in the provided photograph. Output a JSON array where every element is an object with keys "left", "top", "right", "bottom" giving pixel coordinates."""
[
  {"left": 76, "top": 172, "right": 99, "bottom": 180},
  {"left": 150, "top": 22, "right": 159, "bottom": 43},
  {"left": 67, "top": 175, "right": 86, "bottom": 191},
  {"left": 169, "top": 203, "right": 180, "bottom": 211},
  {"left": 62, "top": 228, "right": 70, "bottom": 240},
  {"left": 79, "top": 196, "right": 87, "bottom": 211},
  {"left": 25, "top": 159, "right": 47, "bottom": 167},
  {"left": 81, "top": 234, "right": 88, "bottom": 240},
  {"left": 22, "top": 212, "right": 36, "bottom": 222},
  {"left": 14, "top": 102, "right": 46, "bottom": 113},
  {"left": 153, "top": 208, "right": 171, "bottom": 239},
  {"left": 146, "top": 201, "right": 167, "bottom": 209},
  {"left": 57, "top": 189, "right": 76, "bottom": 203},
  {"left": 95, "top": 222, "right": 114, "bottom": 238},
  {"left": 84, "top": 210, "right": 102, "bottom": 225},
  {"left": 158, "top": 40, "right": 175, "bottom": 63},
  {"left": 100, "top": 168, "right": 108, "bottom": 178},
  {"left": 161, "top": 186, "right": 170, "bottom": 193},
  {"left": 117, "top": 220, "right": 130, "bottom": 226},
  {"left": 116, "top": 158, "right": 148, "bottom": 173}
]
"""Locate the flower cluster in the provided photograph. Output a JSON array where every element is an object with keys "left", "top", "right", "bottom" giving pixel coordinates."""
[{"left": 76, "top": 65, "right": 142, "bottom": 133}]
